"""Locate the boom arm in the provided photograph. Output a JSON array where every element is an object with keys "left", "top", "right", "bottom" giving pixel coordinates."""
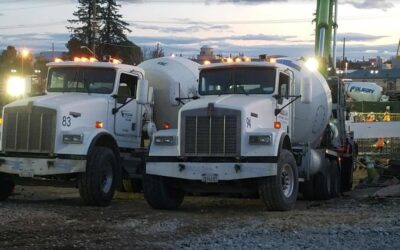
[{"left": 314, "top": 0, "right": 337, "bottom": 76}]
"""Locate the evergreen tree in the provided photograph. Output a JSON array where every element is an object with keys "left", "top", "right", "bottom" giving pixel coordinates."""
[
  {"left": 100, "top": 0, "right": 130, "bottom": 45},
  {"left": 67, "top": 0, "right": 103, "bottom": 56},
  {"left": 67, "top": 0, "right": 143, "bottom": 64},
  {"left": 97, "top": 0, "right": 142, "bottom": 64}
]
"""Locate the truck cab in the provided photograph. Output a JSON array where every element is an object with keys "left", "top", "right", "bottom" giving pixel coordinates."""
[{"left": 0, "top": 59, "right": 152, "bottom": 206}]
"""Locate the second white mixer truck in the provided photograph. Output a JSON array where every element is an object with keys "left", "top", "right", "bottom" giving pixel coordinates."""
[{"left": 143, "top": 0, "right": 354, "bottom": 211}]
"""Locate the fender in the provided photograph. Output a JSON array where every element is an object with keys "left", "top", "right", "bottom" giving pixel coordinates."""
[{"left": 277, "top": 132, "right": 292, "bottom": 157}]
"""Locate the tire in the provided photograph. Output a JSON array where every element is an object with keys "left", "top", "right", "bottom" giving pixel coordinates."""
[
  {"left": 0, "top": 174, "right": 14, "bottom": 201},
  {"left": 259, "top": 149, "right": 299, "bottom": 211},
  {"left": 78, "top": 147, "right": 118, "bottom": 206},
  {"left": 300, "top": 176, "right": 315, "bottom": 200},
  {"left": 143, "top": 174, "right": 184, "bottom": 210},
  {"left": 313, "top": 159, "right": 332, "bottom": 200},
  {"left": 341, "top": 157, "right": 353, "bottom": 192},
  {"left": 330, "top": 160, "right": 341, "bottom": 198},
  {"left": 121, "top": 179, "right": 143, "bottom": 193}
]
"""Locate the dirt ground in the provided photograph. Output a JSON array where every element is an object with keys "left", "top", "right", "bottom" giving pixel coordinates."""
[{"left": 1, "top": 186, "right": 400, "bottom": 250}]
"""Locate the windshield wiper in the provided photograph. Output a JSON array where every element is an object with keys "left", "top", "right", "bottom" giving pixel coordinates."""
[
  {"left": 175, "top": 96, "right": 200, "bottom": 105},
  {"left": 82, "top": 72, "right": 91, "bottom": 95}
]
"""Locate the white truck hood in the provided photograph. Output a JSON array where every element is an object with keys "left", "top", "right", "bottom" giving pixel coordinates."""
[{"left": 4, "top": 93, "right": 106, "bottom": 110}]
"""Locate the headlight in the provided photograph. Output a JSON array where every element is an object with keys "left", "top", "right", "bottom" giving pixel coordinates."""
[
  {"left": 154, "top": 136, "right": 176, "bottom": 145},
  {"left": 6, "top": 76, "right": 26, "bottom": 97},
  {"left": 249, "top": 135, "right": 272, "bottom": 145},
  {"left": 63, "top": 134, "right": 84, "bottom": 144}
]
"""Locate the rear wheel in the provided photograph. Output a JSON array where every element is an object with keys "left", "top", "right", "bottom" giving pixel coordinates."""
[
  {"left": 330, "top": 160, "right": 341, "bottom": 198},
  {"left": 121, "top": 179, "right": 143, "bottom": 193},
  {"left": 0, "top": 174, "right": 14, "bottom": 201},
  {"left": 341, "top": 157, "right": 354, "bottom": 192},
  {"left": 314, "top": 159, "right": 332, "bottom": 200},
  {"left": 78, "top": 147, "right": 118, "bottom": 206},
  {"left": 143, "top": 174, "right": 184, "bottom": 210},
  {"left": 301, "top": 176, "right": 315, "bottom": 200},
  {"left": 259, "top": 149, "right": 298, "bottom": 211}
]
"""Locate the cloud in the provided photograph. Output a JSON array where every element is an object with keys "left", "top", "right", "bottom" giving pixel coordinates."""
[
  {"left": 1, "top": 31, "right": 397, "bottom": 60},
  {"left": 343, "top": 0, "right": 394, "bottom": 11},
  {"left": 0, "top": 33, "right": 69, "bottom": 52},
  {"left": 337, "top": 33, "right": 388, "bottom": 42},
  {"left": 130, "top": 23, "right": 231, "bottom": 33}
]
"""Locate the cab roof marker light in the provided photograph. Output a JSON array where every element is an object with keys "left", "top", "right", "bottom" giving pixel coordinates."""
[
  {"left": 74, "top": 57, "right": 81, "bottom": 62},
  {"left": 54, "top": 58, "right": 63, "bottom": 63},
  {"left": 235, "top": 58, "right": 242, "bottom": 63},
  {"left": 89, "top": 57, "right": 98, "bottom": 62}
]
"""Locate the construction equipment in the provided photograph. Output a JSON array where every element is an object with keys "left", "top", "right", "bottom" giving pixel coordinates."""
[
  {"left": 0, "top": 57, "right": 199, "bottom": 205},
  {"left": 143, "top": 0, "right": 353, "bottom": 211}
]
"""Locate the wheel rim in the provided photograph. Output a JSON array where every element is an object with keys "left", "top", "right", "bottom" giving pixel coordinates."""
[
  {"left": 101, "top": 161, "right": 113, "bottom": 194},
  {"left": 281, "top": 163, "right": 294, "bottom": 198}
]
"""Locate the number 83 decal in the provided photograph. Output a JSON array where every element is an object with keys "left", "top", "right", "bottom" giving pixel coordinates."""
[{"left": 62, "top": 116, "right": 72, "bottom": 127}]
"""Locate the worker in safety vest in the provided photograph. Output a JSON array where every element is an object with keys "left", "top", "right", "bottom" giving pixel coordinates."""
[
  {"left": 383, "top": 112, "right": 391, "bottom": 122},
  {"left": 375, "top": 138, "right": 386, "bottom": 153},
  {"left": 366, "top": 112, "right": 375, "bottom": 122}
]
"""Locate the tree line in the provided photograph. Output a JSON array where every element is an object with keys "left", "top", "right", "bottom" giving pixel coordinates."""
[{"left": 0, "top": 0, "right": 164, "bottom": 81}]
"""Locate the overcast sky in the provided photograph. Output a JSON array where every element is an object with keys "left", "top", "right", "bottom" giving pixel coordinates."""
[{"left": 0, "top": 0, "right": 399, "bottom": 60}]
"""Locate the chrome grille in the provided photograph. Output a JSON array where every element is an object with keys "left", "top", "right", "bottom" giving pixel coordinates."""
[
  {"left": 182, "top": 108, "right": 241, "bottom": 156},
  {"left": 2, "top": 105, "right": 56, "bottom": 153}
]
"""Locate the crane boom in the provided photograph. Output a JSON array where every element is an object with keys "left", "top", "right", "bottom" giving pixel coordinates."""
[{"left": 314, "top": 0, "right": 337, "bottom": 76}]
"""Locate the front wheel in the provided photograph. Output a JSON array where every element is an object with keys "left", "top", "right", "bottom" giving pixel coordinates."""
[
  {"left": 78, "top": 147, "right": 118, "bottom": 206},
  {"left": 259, "top": 149, "right": 299, "bottom": 211},
  {"left": 143, "top": 174, "right": 184, "bottom": 210}
]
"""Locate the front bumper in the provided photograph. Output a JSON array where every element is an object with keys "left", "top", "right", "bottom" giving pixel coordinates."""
[
  {"left": 0, "top": 156, "right": 86, "bottom": 177},
  {"left": 146, "top": 158, "right": 278, "bottom": 181}
]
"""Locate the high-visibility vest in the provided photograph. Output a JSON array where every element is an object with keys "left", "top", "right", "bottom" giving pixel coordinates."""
[
  {"left": 376, "top": 138, "right": 385, "bottom": 149},
  {"left": 383, "top": 112, "right": 391, "bottom": 122}
]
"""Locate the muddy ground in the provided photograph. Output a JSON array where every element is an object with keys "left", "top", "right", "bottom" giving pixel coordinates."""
[{"left": 1, "top": 186, "right": 400, "bottom": 249}]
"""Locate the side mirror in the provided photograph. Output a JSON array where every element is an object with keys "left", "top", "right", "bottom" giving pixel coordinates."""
[
  {"left": 301, "top": 77, "right": 312, "bottom": 104},
  {"left": 137, "top": 79, "right": 149, "bottom": 105}
]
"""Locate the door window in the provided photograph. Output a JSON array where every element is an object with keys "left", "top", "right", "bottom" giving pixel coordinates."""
[
  {"left": 279, "top": 73, "right": 290, "bottom": 98},
  {"left": 117, "top": 73, "right": 138, "bottom": 103}
]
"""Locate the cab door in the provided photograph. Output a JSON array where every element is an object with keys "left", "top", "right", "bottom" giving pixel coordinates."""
[
  {"left": 276, "top": 72, "right": 291, "bottom": 129},
  {"left": 114, "top": 73, "right": 140, "bottom": 145}
]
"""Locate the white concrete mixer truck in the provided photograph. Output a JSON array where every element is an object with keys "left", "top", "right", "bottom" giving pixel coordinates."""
[
  {"left": 143, "top": 0, "right": 353, "bottom": 211},
  {"left": 144, "top": 59, "right": 351, "bottom": 211},
  {"left": 0, "top": 56, "right": 199, "bottom": 206}
]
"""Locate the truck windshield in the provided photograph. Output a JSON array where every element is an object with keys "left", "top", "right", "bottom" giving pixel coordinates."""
[
  {"left": 47, "top": 67, "right": 116, "bottom": 94},
  {"left": 199, "top": 67, "right": 276, "bottom": 95}
]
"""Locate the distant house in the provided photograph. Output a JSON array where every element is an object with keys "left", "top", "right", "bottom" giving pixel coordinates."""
[{"left": 346, "top": 68, "right": 400, "bottom": 93}]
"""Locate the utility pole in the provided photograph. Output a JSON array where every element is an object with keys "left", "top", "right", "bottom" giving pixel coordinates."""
[
  {"left": 342, "top": 37, "right": 346, "bottom": 70},
  {"left": 92, "top": 0, "right": 97, "bottom": 57}
]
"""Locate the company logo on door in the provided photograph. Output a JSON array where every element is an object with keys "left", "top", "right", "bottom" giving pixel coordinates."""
[{"left": 121, "top": 111, "right": 133, "bottom": 122}]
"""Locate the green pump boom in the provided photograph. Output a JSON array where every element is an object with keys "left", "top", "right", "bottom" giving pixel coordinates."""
[{"left": 314, "top": 0, "right": 338, "bottom": 75}]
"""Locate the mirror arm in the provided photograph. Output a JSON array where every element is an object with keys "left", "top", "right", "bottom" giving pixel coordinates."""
[
  {"left": 274, "top": 95, "right": 302, "bottom": 116},
  {"left": 112, "top": 97, "right": 135, "bottom": 115}
]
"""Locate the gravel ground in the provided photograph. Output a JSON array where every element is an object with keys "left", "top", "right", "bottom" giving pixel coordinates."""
[{"left": 1, "top": 186, "right": 400, "bottom": 249}]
